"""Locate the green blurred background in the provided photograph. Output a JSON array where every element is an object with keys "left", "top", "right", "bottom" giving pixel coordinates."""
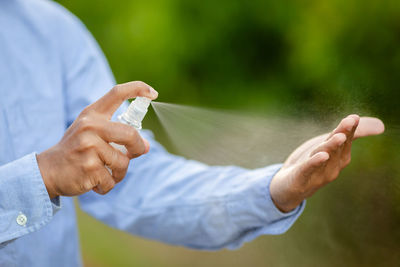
[{"left": 57, "top": 0, "right": 400, "bottom": 266}]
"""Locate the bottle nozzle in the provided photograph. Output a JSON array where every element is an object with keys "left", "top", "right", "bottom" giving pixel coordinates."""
[{"left": 118, "top": 96, "right": 151, "bottom": 129}]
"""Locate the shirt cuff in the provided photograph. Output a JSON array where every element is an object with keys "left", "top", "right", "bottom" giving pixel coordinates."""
[
  {"left": 263, "top": 164, "right": 305, "bottom": 221},
  {"left": 226, "top": 164, "right": 305, "bottom": 249},
  {"left": 0, "top": 153, "right": 59, "bottom": 243}
]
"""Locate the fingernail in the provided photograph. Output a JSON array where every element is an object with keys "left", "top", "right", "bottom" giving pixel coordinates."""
[
  {"left": 143, "top": 138, "right": 150, "bottom": 153},
  {"left": 149, "top": 86, "right": 158, "bottom": 98},
  {"left": 346, "top": 119, "right": 355, "bottom": 131},
  {"left": 96, "top": 186, "right": 104, "bottom": 194}
]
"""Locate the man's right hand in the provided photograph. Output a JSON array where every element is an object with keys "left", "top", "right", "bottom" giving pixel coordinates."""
[{"left": 37, "top": 81, "right": 158, "bottom": 199}]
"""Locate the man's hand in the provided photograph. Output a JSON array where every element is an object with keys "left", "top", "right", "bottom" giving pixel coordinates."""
[
  {"left": 37, "top": 81, "right": 158, "bottom": 199},
  {"left": 270, "top": 114, "right": 385, "bottom": 212}
]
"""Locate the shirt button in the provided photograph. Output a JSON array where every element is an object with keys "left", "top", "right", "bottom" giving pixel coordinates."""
[{"left": 16, "top": 213, "right": 27, "bottom": 226}]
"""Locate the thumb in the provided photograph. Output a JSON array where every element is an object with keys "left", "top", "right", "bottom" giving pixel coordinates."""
[{"left": 354, "top": 117, "right": 385, "bottom": 139}]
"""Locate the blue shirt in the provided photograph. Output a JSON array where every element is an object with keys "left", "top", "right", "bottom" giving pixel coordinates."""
[{"left": 0, "top": 0, "right": 304, "bottom": 266}]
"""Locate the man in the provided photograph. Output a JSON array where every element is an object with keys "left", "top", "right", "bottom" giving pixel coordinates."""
[{"left": 0, "top": 0, "right": 384, "bottom": 266}]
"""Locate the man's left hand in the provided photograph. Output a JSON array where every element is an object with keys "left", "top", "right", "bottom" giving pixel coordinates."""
[{"left": 270, "top": 115, "right": 385, "bottom": 212}]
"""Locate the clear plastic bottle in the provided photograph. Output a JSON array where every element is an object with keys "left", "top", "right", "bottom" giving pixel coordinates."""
[{"left": 109, "top": 97, "right": 152, "bottom": 157}]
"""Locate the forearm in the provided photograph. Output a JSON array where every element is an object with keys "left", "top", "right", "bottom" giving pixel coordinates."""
[{"left": 79, "top": 131, "right": 305, "bottom": 250}]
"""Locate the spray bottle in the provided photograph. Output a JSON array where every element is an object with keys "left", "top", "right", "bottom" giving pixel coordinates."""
[{"left": 109, "top": 96, "right": 152, "bottom": 155}]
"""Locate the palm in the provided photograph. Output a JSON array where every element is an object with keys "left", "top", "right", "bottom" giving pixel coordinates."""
[
  {"left": 270, "top": 115, "right": 384, "bottom": 212},
  {"left": 284, "top": 117, "right": 384, "bottom": 167}
]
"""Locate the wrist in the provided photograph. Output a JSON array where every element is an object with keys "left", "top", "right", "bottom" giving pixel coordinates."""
[
  {"left": 270, "top": 170, "right": 303, "bottom": 213},
  {"left": 271, "top": 195, "right": 302, "bottom": 213},
  {"left": 36, "top": 151, "right": 59, "bottom": 199}
]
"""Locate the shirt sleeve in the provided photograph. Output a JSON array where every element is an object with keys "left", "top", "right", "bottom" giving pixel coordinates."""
[
  {"left": 78, "top": 131, "right": 305, "bottom": 250},
  {"left": 0, "top": 153, "right": 60, "bottom": 244},
  {"left": 55, "top": 5, "right": 116, "bottom": 126}
]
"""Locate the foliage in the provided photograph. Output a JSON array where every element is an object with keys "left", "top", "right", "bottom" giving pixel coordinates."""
[{"left": 58, "top": 1, "right": 400, "bottom": 266}]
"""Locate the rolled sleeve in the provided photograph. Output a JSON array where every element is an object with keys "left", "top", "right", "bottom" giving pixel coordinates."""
[
  {"left": 0, "top": 153, "right": 59, "bottom": 244},
  {"left": 225, "top": 164, "right": 305, "bottom": 249},
  {"left": 79, "top": 136, "right": 305, "bottom": 251}
]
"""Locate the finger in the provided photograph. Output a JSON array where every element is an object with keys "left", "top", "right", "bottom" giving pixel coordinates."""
[
  {"left": 354, "top": 117, "right": 385, "bottom": 139},
  {"left": 326, "top": 114, "right": 359, "bottom": 140},
  {"left": 93, "top": 120, "right": 148, "bottom": 159},
  {"left": 95, "top": 138, "right": 130, "bottom": 183},
  {"left": 86, "top": 81, "right": 158, "bottom": 117},
  {"left": 347, "top": 114, "right": 360, "bottom": 139},
  {"left": 297, "top": 152, "right": 330, "bottom": 184},
  {"left": 323, "top": 137, "right": 347, "bottom": 181},
  {"left": 309, "top": 133, "right": 346, "bottom": 180},
  {"left": 92, "top": 168, "right": 116, "bottom": 195},
  {"left": 311, "top": 133, "right": 347, "bottom": 157},
  {"left": 341, "top": 115, "right": 360, "bottom": 163}
]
